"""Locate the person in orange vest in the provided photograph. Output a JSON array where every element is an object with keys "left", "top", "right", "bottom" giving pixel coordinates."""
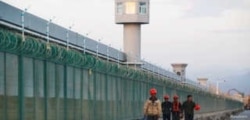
[
  {"left": 143, "top": 88, "right": 162, "bottom": 120},
  {"left": 171, "top": 95, "right": 183, "bottom": 120},
  {"left": 161, "top": 95, "right": 172, "bottom": 120}
]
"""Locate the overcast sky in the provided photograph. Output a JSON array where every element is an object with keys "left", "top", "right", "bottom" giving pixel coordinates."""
[{"left": 3, "top": 0, "right": 250, "bottom": 89}]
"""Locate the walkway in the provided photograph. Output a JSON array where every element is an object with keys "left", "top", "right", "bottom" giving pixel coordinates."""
[{"left": 230, "top": 110, "right": 250, "bottom": 120}]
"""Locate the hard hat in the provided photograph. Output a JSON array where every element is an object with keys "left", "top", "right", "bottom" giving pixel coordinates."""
[
  {"left": 150, "top": 88, "right": 157, "bottom": 95},
  {"left": 173, "top": 95, "right": 179, "bottom": 99},
  {"left": 194, "top": 104, "right": 201, "bottom": 111},
  {"left": 164, "top": 95, "right": 169, "bottom": 99}
]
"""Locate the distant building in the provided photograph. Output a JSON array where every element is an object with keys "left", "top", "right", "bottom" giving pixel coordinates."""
[
  {"left": 171, "top": 63, "right": 188, "bottom": 82},
  {"left": 115, "top": 0, "right": 149, "bottom": 63},
  {"left": 208, "top": 83, "right": 217, "bottom": 94},
  {"left": 197, "top": 78, "right": 208, "bottom": 87},
  {"left": 232, "top": 93, "right": 243, "bottom": 102},
  {"left": 243, "top": 96, "right": 250, "bottom": 105}
]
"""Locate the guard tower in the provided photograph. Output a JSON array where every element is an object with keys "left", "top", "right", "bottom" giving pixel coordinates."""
[
  {"left": 171, "top": 63, "right": 188, "bottom": 81},
  {"left": 197, "top": 78, "right": 208, "bottom": 86},
  {"left": 115, "top": 0, "right": 150, "bottom": 63}
]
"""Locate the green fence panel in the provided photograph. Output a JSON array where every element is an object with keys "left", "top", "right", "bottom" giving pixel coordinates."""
[
  {"left": 23, "top": 57, "right": 34, "bottom": 120},
  {"left": 5, "top": 53, "right": 19, "bottom": 120},
  {"left": 0, "top": 52, "right": 4, "bottom": 120},
  {"left": 0, "top": 27, "right": 244, "bottom": 120},
  {"left": 34, "top": 60, "right": 45, "bottom": 120}
]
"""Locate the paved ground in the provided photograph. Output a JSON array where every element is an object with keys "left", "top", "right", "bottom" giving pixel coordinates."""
[
  {"left": 230, "top": 110, "right": 250, "bottom": 120},
  {"left": 142, "top": 110, "right": 250, "bottom": 120}
]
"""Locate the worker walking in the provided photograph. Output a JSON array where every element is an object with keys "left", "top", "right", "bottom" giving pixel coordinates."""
[
  {"left": 172, "top": 95, "right": 182, "bottom": 120},
  {"left": 143, "top": 88, "right": 162, "bottom": 120},
  {"left": 161, "top": 95, "right": 172, "bottom": 120},
  {"left": 182, "top": 95, "right": 196, "bottom": 120}
]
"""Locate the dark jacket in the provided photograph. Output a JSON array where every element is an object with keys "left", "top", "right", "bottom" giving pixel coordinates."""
[
  {"left": 182, "top": 101, "right": 195, "bottom": 115},
  {"left": 161, "top": 101, "right": 172, "bottom": 114}
]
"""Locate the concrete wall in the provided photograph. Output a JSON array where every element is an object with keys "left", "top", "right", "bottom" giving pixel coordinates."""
[{"left": 123, "top": 24, "right": 141, "bottom": 62}]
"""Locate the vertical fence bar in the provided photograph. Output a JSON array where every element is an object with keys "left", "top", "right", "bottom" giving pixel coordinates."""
[
  {"left": 44, "top": 61, "right": 48, "bottom": 120},
  {"left": 87, "top": 69, "right": 92, "bottom": 120},
  {"left": 132, "top": 79, "right": 135, "bottom": 118},
  {"left": 33, "top": 59, "right": 37, "bottom": 120},
  {"left": 63, "top": 65, "right": 67, "bottom": 120},
  {"left": 116, "top": 77, "right": 121, "bottom": 119},
  {"left": 18, "top": 55, "right": 24, "bottom": 120},
  {"left": 55, "top": 65, "right": 59, "bottom": 120},
  {"left": 105, "top": 73, "right": 108, "bottom": 120},
  {"left": 80, "top": 69, "right": 83, "bottom": 120},
  {"left": 74, "top": 68, "right": 81, "bottom": 120},
  {"left": 93, "top": 72, "right": 97, "bottom": 120},
  {"left": 73, "top": 68, "right": 76, "bottom": 120},
  {"left": 3, "top": 53, "right": 7, "bottom": 120}
]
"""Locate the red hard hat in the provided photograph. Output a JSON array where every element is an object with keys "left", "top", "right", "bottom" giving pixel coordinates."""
[
  {"left": 150, "top": 88, "right": 157, "bottom": 95},
  {"left": 164, "top": 95, "right": 169, "bottom": 99},
  {"left": 173, "top": 95, "right": 179, "bottom": 99},
  {"left": 194, "top": 104, "right": 201, "bottom": 111}
]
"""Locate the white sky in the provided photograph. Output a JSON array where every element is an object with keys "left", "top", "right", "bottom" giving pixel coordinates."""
[{"left": 2, "top": 0, "right": 250, "bottom": 85}]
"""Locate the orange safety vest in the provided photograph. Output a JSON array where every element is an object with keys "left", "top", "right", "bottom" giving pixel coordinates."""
[{"left": 172, "top": 102, "right": 180, "bottom": 112}]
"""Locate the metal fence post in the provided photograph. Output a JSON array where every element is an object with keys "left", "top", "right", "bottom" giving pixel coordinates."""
[
  {"left": 21, "top": 8, "right": 28, "bottom": 42},
  {"left": 3, "top": 53, "right": 7, "bottom": 120},
  {"left": 18, "top": 55, "right": 24, "bottom": 120},
  {"left": 63, "top": 65, "right": 67, "bottom": 120},
  {"left": 43, "top": 61, "right": 48, "bottom": 120}
]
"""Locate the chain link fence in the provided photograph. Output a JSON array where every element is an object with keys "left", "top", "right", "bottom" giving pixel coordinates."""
[{"left": 0, "top": 27, "right": 243, "bottom": 120}]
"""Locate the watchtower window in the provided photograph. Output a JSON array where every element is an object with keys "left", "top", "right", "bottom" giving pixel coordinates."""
[
  {"left": 125, "top": 2, "right": 136, "bottom": 14},
  {"left": 117, "top": 3, "right": 123, "bottom": 15},
  {"left": 177, "top": 72, "right": 181, "bottom": 76},
  {"left": 139, "top": 2, "right": 147, "bottom": 14}
]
